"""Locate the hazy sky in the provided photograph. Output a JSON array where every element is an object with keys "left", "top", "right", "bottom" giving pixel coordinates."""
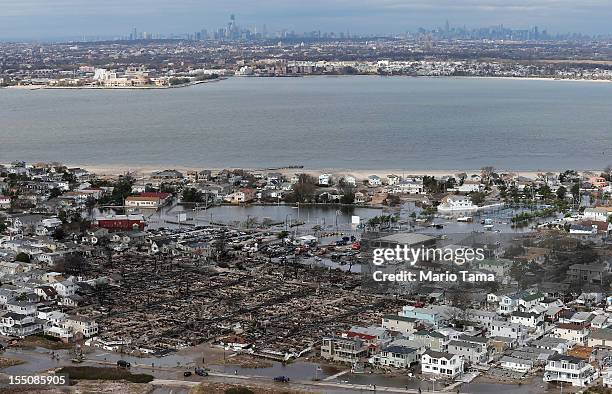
[{"left": 1, "top": 0, "right": 611, "bottom": 40}]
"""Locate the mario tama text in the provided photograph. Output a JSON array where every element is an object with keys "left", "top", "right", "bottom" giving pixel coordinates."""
[{"left": 372, "top": 269, "right": 495, "bottom": 283}]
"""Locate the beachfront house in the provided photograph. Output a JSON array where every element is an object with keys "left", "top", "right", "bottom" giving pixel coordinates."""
[
  {"left": 318, "top": 173, "right": 331, "bottom": 186},
  {"left": 421, "top": 350, "right": 464, "bottom": 378},
  {"left": 437, "top": 195, "right": 474, "bottom": 212},
  {"left": 382, "top": 315, "right": 421, "bottom": 335},
  {"left": 368, "top": 344, "right": 420, "bottom": 368},
  {"left": 500, "top": 356, "right": 534, "bottom": 373},
  {"left": 543, "top": 354, "right": 598, "bottom": 387},
  {"left": 321, "top": 336, "right": 368, "bottom": 364}
]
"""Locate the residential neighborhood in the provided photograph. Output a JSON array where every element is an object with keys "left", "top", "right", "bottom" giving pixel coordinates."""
[{"left": 0, "top": 161, "right": 610, "bottom": 392}]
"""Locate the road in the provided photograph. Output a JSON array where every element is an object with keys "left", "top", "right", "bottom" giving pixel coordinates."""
[{"left": 86, "top": 357, "right": 423, "bottom": 393}]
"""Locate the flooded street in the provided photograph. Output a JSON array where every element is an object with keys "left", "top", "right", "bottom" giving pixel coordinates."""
[
  {"left": 1, "top": 345, "right": 566, "bottom": 394},
  {"left": 153, "top": 203, "right": 385, "bottom": 232}
]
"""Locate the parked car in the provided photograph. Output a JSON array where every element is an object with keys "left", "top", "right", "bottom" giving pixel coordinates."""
[
  {"left": 274, "top": 376, "right": 290, "bottom": 382},
  {"left": 195, "top": 368, "right": 208, "bottom": 376},
  {"left": 117, "top": 360, "right": 131, "bottom": 368},
  {"left": 184, "top": 371, "right": 192, "bottom": 377}
]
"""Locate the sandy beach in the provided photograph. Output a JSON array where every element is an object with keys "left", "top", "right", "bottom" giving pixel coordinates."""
[{"left": 55, "top": 163, "right": 606, "bottom": 181}]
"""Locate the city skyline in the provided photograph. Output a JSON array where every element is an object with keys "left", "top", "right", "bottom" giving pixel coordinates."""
[{"left": 2, "top": 0, "right": 612, "bottom": 41}]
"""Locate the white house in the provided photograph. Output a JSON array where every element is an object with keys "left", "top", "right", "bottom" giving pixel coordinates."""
[
  {"left": 381, "top": 315, "right": 420, "bottom": 335},
  {"left": 551, "top": 323, "right": 590, "bottom": 345},
  {"left": 368, "top": 175, "right": 382, "bottom": 187},
  {"left": 64, "top": 315, "right": 99, "bottom": 338},
  {"left": 544, "top": 354, "right": 598, "bottom": 387},
  {"left": 458, "top": 180, "right": 483, "bottom": 193},
  {"left": 0, "top": 313, "right": 42, "bottom": 337},
  {"left": 421, "top": 350, "right": 464, "bottom": 378},
  {"left": 369, "top": 344, "right": 420, "bottom": 368},
  {"left": 500, "top": 356, "right": 534, "bottom": 373},
  {"left": 498, "top": 292, "right": 543, "bottom": 315},
  {"left": 510, "top": 311, "right": 544, "bottom": 329},
  {"left": 604, "top": 368, "right": 612, "bottom": 388},
  {"left": 125, "top": 192, "right": 171, "bottom": 209},
  {"left": 52, "top": 280, "right": 76, "bottom": 297},
  {"left": 498, "top": 294, "right": 521, "bottom": 315},
  {"left": 343, "top": 176, "right": 356, "bottom": 186},
  {"left": 588, "top": 328, "right": 612, "bottom": 348},
  {"left": 569, "top": 224, "right": 598, "bottom": 235},
  {"left": 41, "top": 217, "right": 63, "bottom": 228},
  {"left": 438, "top": 195, "right": 475, "bottom": 212},
  {"left": 488, "top": 321, "right": 528, "bottom": 345},
  {"left": 466, "top": 309, "right": 498, "bottom": 328},
  {"left": 447, "top": 340, "right": 487, "bottom": 364},
  {"left": 6, "top": 301, "right": 37, "bottom": 316},
  {"left": 386, "top": 175, "right": 401, "bottom": 186},
  {"left": 0, "top": 195, "right": 10, "bottom": 209},
  {"left": 396, "top": 179, "right": 424, "bottom": 194},
  {"left": 583, "top": 207, "right": 612, "bottom": 222},
  {"left": 318, "top": 173, "right": 332, "bottom": 186}
]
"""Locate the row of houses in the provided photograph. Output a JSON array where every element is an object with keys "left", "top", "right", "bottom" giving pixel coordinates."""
[{"left": 320, "top": 288, "right": 612, "bottom": 387}]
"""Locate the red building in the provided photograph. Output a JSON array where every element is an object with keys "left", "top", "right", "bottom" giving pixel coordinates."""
[{"left": 94, "top": 214, "right": 145, "bottom": 231}]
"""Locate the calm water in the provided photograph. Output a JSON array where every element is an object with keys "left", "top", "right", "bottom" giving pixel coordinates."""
[{"left": 1, "top": 76, "right": 610, "bottom": 170}]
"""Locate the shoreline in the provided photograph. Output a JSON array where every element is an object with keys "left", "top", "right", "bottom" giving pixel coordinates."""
[
  {"left": 30, "top": 163, "right": 607, "bottom": 180},
  {"left": 2, "top": 74, "right": 612, "bottom": 91},
  {"left": 2, "top": 77, "right": 225, "bottom": 91}
]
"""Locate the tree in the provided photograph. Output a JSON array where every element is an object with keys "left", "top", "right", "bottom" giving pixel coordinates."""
[
  {"left": 169, "top": 77, "right": 190, "bottom": 86},
  {"left": 61, "top": 171, "right": 76, "bottom": 184},
  {"left": 470, "top": 192, "right": 486, "bottom": 206},
  {"left": 367, "top": 215, "right": 397, "bottom": 229},
  {"left": 559, "top": 170, "right": 578, "bottom": 183},
  {"left": 15, "top": 252, "right": 30, "bottom": 263},
  {"left": 52, "top": 227, "right": 65, "bottom": 240},
  {"left": 288, "top": 174, "right": 317, "bottom": 203},
  {"left": 243, "top": 217, "right": 258, "bottom": 229},
  {"left": 508, "top": 185, "right": 519, "bottom": 202},
  {"left": 339, "top": 183, "right": 355, "bottom": 204},
  {"left": 56, "top": 254, "right": 91, "bottom": 276},
  {"left": 15, "top": 293, "right": 28, "bottom": 301},
  {"left": 48, "top": 188, "right": 63, "bottom": 199},
  {"left": 182, "top": 187, "right": 204, "bottom": 203},
  {"left": 385, "top": 194, "right": 401, "bottom": 206},
  {"left": 58, "top": 209, "right": 69, "bottom": 224},
  {"left": 480, "top": 166, "right": 495, "bottom": 185},
  {"left": 423, "top": 176, "right": 440, "bottom": 194},
  {"left": 602, "top": 165, "right": 612, "bottom": 182},
  {"left": 85, "top": 196, "right": 97, "bottom": 214},
  {"left": 539, "top": 185, "right": 553, "bottom": 200},
  {"left": 99, "top": 176, "right": 135, "bottom": 206},
  {"left": 571, "top": 183, "right": 580, "bottom": 202},
  {"left": 556, "top": 186, "right": 567, "bottom": 200},
  {"left": 214, "top": 232, "right": 229, "bottom": 261}
]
